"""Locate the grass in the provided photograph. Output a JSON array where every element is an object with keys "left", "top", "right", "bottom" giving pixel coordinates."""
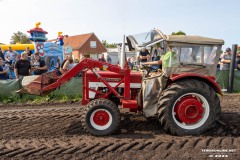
[{"left": 0, "top": 93, "right": 82, "bottom": 105}]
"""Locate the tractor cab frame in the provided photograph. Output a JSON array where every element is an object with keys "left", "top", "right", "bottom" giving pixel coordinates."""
[{"left": 126, "top": 29, "right": 224, "bottom": 77}]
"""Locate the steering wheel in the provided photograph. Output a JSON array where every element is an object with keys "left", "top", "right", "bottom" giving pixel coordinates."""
[{"left": 142, "top": 64, "right": 158, "bottom": 77}]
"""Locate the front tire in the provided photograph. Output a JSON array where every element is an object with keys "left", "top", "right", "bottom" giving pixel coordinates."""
[
  {"left": 82, "top": 99, "right": 121, "bottom": 136},
  {"left": 157, "top": 79, "right": 221, "bottom": 136}
]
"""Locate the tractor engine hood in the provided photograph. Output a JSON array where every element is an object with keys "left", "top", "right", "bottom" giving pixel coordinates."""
[{"left": 126, "top": 29, "right": 166, "bottom": 51}]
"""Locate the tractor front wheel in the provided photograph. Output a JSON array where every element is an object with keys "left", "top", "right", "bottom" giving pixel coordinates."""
[
  {"left": 82, "top": 99, "right": 121, "bottom": 136},
  {"left": 157, "top": 79, "right": 221, "bottom": 136}
]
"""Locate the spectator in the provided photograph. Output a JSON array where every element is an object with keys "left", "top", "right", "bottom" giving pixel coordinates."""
[
  {"left": 74, "top": 59, "right": 79, "bottom": 64},
  {"left": 98, "top": 54, "right": 106, "bottom": 62},
  {"left": 32, "top": 52, "right": 47, "bottom": 75},
  {"left": 0, "top": 58, "right": 9, "bottom": 79},
  {"left": 127, "top": 57, "right": 133, "bottom": 70},
  {"left": 217, "top": 52, "right": 225, "bottom": 70},
  {"left": 5, "top": 46, "right": 18, "bottom": 65},
  {"left": 131, "top": 56, "right": 137, "bottom": 70},
  {"left": 139, "top": 47, "right": 150, "bottom": 63},
  {"left": 55, "top": 58, "right": 61, "bottom": 70},
  {"left": 0, "top": 47, "right": 5, "bottom": 61},
  {"left": 131, "top": 56, "right": 137, "bottom": 66},
  {"left": 151, "top": 48, "right": 161, "bottom": 70},
  {"left": 25, "top": 46, "right": 33, "bottom": 57},
  {"left": 217, "top": 57, "right": 223, "bottom": 71},
  {"left": 63, "top": 57, "right": 76, "bottom": 71},
  {"left": 106, "top": 54, "right": 112, "bottom": 64},
  {"left": 80, "top": 55, "right": 85, "bottom": 61},
  {"left": 14, "top": 52, "right": 31, "bottom": 79},
  {"left": 221, "top": 48, "right": 232, "bottom": 70},
  {"left": 236, "top": 52, "right": 240, "bottom": 70},
  {"left": 60, "top": 55, "right": 71, "bottom": 73},
  {"left": 54, "top": 58, "right": 62, "bottom": 76},
  {"left": 151, "top": 48, "right": 158, "bottom": 61}
]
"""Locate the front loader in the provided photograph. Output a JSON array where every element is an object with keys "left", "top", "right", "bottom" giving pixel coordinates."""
[{"left": 18, "top": 29, "right": 224, "bottom": 136}]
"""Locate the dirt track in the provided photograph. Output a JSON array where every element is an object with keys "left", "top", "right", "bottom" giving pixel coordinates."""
[{"left": 0, "top": 94, "right": 239, "bottom": 160}]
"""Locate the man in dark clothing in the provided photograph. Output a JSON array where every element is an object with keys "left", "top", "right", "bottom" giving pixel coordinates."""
[
  {"left": 98, "top": 54, "right": 106, "bottom": 62},
  {"left": 139, "top": 47, "right": 150, "bottom": 63},
  {"left": 236, "top": 52, "right": 240, "bottom": 70},
  {"left": 237, "top": 60, "right": 240, "bottom": 70},
  {"left": 32, "top": 52, "right": 47, "bottom": 75},
  {"left": 25, "top": 46, "right": 33, "bottom": 57},
  {"left": 14, "top": 52, "right": 31, "bottom": 79},
  {"left": 25, "top": 46, "right": 33, "bottom": 61},
  {"left": 0, "top": 48, "right": 5, "bottom": 61},
  {"left": 0, "top": 59, "right": 8, "bottom": 79},
  {"left": 106, "top": 55, "right": 112, "bottom": 64}
]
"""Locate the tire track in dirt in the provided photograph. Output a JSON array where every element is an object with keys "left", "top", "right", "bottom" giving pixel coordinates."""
[
  {"left": 0, "top": 136, "right": 239, "bottom": 159},
  {"left": 1, "top": 109, "right": 239, "bottom": 139},
  {"left": 0, "top": 94, "right": 239, "bottom": 159}
]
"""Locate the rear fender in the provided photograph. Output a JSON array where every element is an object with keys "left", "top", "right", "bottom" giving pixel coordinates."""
[{"left": 169, "top": 73, "right": 223, "bottom": 96}]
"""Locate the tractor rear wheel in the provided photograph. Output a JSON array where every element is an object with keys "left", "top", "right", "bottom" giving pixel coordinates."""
[
  {"left": 157, "top": 79, "right": 221, "bottom": 136},
  {"left": 81, "top": 99, "right": 121, "bottom": 136}
]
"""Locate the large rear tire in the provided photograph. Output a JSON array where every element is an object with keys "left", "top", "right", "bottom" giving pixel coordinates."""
[
  {"left": 81, "top": 99, "right": 121, "bottom": 136},
  {"left": 157, "top": 79, "right": 221, "bottom": 136}
]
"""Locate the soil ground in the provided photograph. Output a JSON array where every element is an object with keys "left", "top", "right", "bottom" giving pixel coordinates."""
[{"left": 0, "top": 94, "right": 239, "bottom": 160}]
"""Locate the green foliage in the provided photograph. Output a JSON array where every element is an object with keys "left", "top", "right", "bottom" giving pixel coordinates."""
[
  {"left": 171, "top": 31, "right": 186, "bottom": 35},
  {"left": 0, "top": 95, "right": 20, "bottom": 103},
  {"left": 0, "top": 93, "right": 82, "bottom": 105},
  {"left": 10, "top": 31, "right": 31, "bottom": 44},
  {"left": 102, "top": 40, "right": 117, "bottom": 48}
]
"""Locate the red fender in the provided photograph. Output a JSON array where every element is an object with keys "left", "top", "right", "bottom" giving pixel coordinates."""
[{"left": 170, "top": 73, "right": 223, "bottom": 96}]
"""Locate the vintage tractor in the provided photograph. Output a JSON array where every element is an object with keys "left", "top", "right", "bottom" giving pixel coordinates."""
[{"left": 18, "top": 29, "right": 224, "bottom": 136}]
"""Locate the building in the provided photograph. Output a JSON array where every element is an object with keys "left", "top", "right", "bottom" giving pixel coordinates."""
[
  {"left": 49, "top": 33, "right": 107, "bottom": 60},
  {"left": 64, "top": 33, "right": 107, "bottom": 59},
  {"left": 105, "top": 45, "right": 138, "bottom": 65}
]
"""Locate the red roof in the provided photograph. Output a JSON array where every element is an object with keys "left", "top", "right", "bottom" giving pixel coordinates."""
[
  {"left": 27, "top": 27, "right": 48, "bottom": 34},
  {"left": 63, "top": 33, "right": 93, "bottom": 50},
  {"left": 48, "top": 32, "right": 107, "bottom": 53}
]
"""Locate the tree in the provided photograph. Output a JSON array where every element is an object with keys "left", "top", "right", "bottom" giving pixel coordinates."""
[
  {"left": 102, "top": 40, "right": 107, "bottom": 47},
  {"left": 10, "top": 31, "right": 31, "bottom": 44},
  {"left": 171, "top": 31, "right": 186, "bottom": 35},
  {"left": 102, "top": 40, "right": 117, "bottom": 48}
]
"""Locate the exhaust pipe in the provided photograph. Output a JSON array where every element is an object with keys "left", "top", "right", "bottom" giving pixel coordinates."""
[{"left": 120, "top": 35, "right": 126, "bottom": 69}]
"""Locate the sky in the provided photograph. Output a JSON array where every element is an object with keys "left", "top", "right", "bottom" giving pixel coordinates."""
[{"left": 0, "top": 0, "right": 239, "bottom": 50}]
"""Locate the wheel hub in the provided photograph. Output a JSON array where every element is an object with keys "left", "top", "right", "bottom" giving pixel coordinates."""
[
  {"left": 174, "top": 96, "right": 204, "bottom": 124},
  {"left": 93, "top": 110, "right": 110, "bottom": 126}
]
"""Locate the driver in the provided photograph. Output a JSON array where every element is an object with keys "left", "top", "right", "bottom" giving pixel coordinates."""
[{"left": 142, "top": 48, "right": 176, "bottom": 68}]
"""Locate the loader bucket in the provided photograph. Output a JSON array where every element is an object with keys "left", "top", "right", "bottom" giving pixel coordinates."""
[{"left": 16, "top": 71, "right": 59, "bottom": 96}]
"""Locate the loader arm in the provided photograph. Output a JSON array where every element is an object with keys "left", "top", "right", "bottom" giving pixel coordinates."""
[
  {"left": 20, "top": 58, "right": 131, "bottom": 99},
  {"left": 42, "top": 59, "right": 124, "bottom": 91}
]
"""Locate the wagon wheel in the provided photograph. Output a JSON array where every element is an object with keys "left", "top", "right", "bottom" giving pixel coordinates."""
[
  {"left": 81, "top": 99, "right": 121, "bottom": 136},
  {"left": 157, "top": 79, "right": 221, "bottom": 135}
]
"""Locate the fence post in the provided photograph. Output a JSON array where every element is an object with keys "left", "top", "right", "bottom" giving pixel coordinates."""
[{"left": 228, "top": 44, "right": 237, "bottom": 93}]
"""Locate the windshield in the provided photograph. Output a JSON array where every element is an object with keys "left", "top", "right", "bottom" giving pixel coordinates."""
[{"left": 129, "top": 30, "right": 162, "bottom": 46}]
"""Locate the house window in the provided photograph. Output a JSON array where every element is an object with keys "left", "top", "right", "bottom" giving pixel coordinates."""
[{"left": 90, "top": 41, "right": 96, "bottom": 48}]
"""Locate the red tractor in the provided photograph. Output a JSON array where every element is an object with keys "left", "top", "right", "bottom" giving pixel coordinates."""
[{"left": 19, "top": 29, "right": 224, "bottom": 136}]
